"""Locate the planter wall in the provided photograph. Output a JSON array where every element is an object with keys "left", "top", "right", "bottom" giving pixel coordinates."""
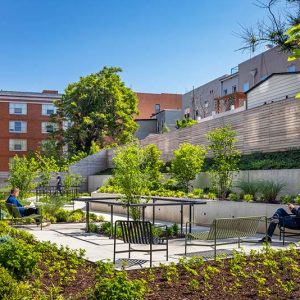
[{"left": 90, "top": 192, "right": 290, "bottom": 234}]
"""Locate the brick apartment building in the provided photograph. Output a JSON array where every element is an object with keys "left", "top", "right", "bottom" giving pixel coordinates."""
[
  {"left": 135, "top": 92, "right": 182, "bottom": 119},
  {"left": 0, "top": 90, "right": 181, "bottom": 172},
  {"left": 134, "top": 92, "right": 182, "bottom": 139},
  {"left": 0, "top": 90, "right": 61, "bottom": 172}
]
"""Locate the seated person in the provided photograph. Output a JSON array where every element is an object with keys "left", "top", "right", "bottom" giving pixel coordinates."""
[
  {"left": 6, "top": 187, "right": 40, "bottom": 218},
  {"left": 260, "top": 203, "right": 300, "bottom": 242}
]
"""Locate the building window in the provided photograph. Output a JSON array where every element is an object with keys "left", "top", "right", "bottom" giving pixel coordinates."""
[
  {"left": 288, "top": 65, "right": 296, "bottom": 72},
  {"left": 42, "top": 104, "right": 56, "bottom": 116},
  {"left": 9, "top": 139, "right": 27, "bottom": 151},
  {"left": 204, "top": 100, "right": 209, "bottom": 108},
  {"left": 41, "top": 122, "right": 56, "bottom": 133},
  {"left": 155, "top": 104, "right": 160, "bottom": 113},
  {"left": 232, "top": 85, "right": 237, "bottom": 93},
  {"left": 9, "top": 121, "right": 27, "bottom": 133},
  {"left": 9, "top": 103, "right": 27, "bottom": 115},
  {"left": 223, "top": 89, "right": 228, "bottom": 96},
  {"left": 243, "top": 82, "right": 250, "bottom": 92}
]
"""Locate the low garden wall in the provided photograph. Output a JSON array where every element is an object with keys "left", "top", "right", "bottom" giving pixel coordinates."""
[
  {"left": 88, "top": 168, "right": 300, "bottom": 194},
  {"left": 90, "top": 192, "right": 290, "bottom": 234}
]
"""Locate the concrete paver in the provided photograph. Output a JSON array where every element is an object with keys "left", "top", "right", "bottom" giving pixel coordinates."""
[{"left": 19, "top": 201, "right": 300, "bottom": 269}]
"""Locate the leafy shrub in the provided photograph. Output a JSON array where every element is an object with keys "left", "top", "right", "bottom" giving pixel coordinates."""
[
  {"left": 191, "top": 188, "right": 204, "bottom": 198},
  {"left": 166, "top": 227, "right": 173, "bottom": 237},
  {"left": 294, "top": 196, "right": 300, "bottom": 205},
  {"left": 89, "top": 223, "right": 99, "bottom": 233},
  {"left": 0, "top": 223, "right": 35, "bottom": 244},
  {"left": 172, "top": 223, "right": 179, "bottom": 236},
  {"left": 243, "top": 194, "right": 254, "bottom": 202},
  {"left": 0, "top": 237, "right": 40, "bottom": 280},
  {"left": 280, "top": 195, "right": 295, "bottom": 204},
  {"left": 236, "top": 180, "right": 261, "bottom": 200},
  {"left": 68, "top": 212, "right": 84, "bottom": 222},
  {"left": 176, "top": 117, "right": 198, "bottom": 129},
  {"left": 238, "top": 150, "right": 300, "bottom": 170},
  {"left": 100, "top": 222, "right": 112, "bottom": 235},
  {"left": 259, "top": 180, "right": 286, "bottom": 203},
  {"left": 0, "top": 266, "right": 32, "bottom": 300},
  {"left": 92, "top": 262, "right": 147, "bottom": 300},
  {"left": 54, "top": 208, "right": 70, "bottom": 222},
  {"left": 206, "top": 192, "right": 217, "bottom": 200},
  {"left": 228, "top": 193, "right": 239, "bottom": 201},
  {"left": 43, "top": 212, "right": 57, "bottom": 223}
]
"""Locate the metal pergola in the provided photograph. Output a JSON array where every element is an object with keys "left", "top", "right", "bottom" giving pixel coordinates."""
[{"left": 74, "top": 196, "right": 207, "bottom": 238}]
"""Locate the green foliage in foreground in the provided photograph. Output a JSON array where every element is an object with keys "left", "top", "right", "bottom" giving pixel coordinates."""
[{"left": 91, "top": 261, "right": 147, "bottom": 300}]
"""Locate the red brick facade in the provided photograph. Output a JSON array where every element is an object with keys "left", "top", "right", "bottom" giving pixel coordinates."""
[
  {"left": 0, "top": 91, "right": 182, "bottom": 172},
  {"left": 136, "top": 92, "right": 182, "bottom": 119},
  {"left": 0, "top": 91, "right": 60, "bottom": 171}
]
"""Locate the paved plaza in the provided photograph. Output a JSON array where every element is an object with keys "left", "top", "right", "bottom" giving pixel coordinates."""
[{"left": 17, "top": 201, "right": 299, "bottom": 269}]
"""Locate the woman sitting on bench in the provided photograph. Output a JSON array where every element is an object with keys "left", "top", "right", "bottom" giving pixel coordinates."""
[{"left": 6, "top": 187, "right": 40, "bottom": 218}]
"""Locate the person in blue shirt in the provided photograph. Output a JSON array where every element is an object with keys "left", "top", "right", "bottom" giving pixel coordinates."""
[{"left": 6, "top": 187, "right": 40, "bottom": 217}]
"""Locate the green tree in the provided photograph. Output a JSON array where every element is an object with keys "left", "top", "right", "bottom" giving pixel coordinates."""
[
  {"left": 238, "top": 0, "right": 300, "bottom": 53},
  {"left": 286, "top": 24, "right": 300, "bottom": 98},
  {"left": 8, "top": 156, "right": 40, "bottom": 199},
  {"left": 171, "top": 143, "right": 206, "bottom": 193},
  {"left": 112, "top": 141, "right": 148, "bottom": 220},
  {"left": 141, "top": 144, "right": 164, "bottom": 190},
  {"left": 53, "top": 66, "right": 138, "bottom": 157},
  {"left": 35, "top": 152, "right": 60, "bottom": 187},
  {"left": 112, "top": 141, "right": 163, "bottom": 219},
  {"left": 207, "top": 125, "right": 241, "bottom": 200}
]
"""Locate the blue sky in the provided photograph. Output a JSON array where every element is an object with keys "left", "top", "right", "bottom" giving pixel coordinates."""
[{"left": 0, "top": 0, "right": 277, "bottom": 94}]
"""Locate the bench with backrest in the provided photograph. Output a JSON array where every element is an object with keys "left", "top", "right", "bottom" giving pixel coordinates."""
[
  {"left": 279, "top": 214, "right": 300, "bottom": 245},
  {"left": 185, "top": 216, "right": 267, "bottom": 259},
  {"left": 5, "top": 203, "right": 43, "bottom": 229},
  {"left": 113, "top": 220, "right": 168, "bottom": 267}
]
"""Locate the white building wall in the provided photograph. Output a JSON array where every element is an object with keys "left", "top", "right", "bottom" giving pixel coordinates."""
[{"left": 247, "top": 74, "right": 300, "bottom": 109}]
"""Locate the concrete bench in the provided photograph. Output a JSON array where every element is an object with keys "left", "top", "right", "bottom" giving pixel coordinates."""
[{"left": 185, "top": 216, "right": 267, "bottom": 259}]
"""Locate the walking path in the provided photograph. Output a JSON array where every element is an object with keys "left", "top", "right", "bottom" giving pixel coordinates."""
[{"left": 20, "top": 201, "right": 299, "bottom": 269}]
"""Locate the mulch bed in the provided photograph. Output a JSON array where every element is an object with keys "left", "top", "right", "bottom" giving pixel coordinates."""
[{"left": 27, "top": 248, "right": 300, "bottom": 299}]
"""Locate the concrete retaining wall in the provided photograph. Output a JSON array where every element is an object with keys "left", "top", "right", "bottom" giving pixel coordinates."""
[
  {"left": 88, "top": 175, "right": 112, "bottom": 193},
  {"left": 90, "top": 192, "right": 291, "bottom": 234},
  {"left": 194, "top": 169, "right": 300, "bottom": 196},
  {"left": 69, "top": 150, "right": 109, "bottom": 191},
  {"left": 88, "top": 168, "right": 300, "bottom": 195}
]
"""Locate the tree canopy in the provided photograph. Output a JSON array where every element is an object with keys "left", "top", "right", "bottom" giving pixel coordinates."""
[
  {"left": 53, "top": 67, "right": 138, "bottom": 157},
  {"left": 238, "top": 0, "right": 300, "bottom": 53}
]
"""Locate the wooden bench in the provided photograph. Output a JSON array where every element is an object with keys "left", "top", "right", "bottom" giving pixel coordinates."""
[
  {"left": 185, "top": 216, "right": 267, "bottom": 259},
  {"left": 5, "top": 203, "right": 43, "bottom": 230},
  {"left": 113, "top": 220, "right": 168, "bottom": 267}
]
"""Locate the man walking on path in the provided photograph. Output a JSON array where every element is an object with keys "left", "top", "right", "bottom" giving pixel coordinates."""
[{"left": 55, "top": 172, "right": 63, "bottom": 196}]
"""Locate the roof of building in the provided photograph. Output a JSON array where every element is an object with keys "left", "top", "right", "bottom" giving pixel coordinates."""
[{"left": 245, "top": 72, "right": 300, "bottom": 94}]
